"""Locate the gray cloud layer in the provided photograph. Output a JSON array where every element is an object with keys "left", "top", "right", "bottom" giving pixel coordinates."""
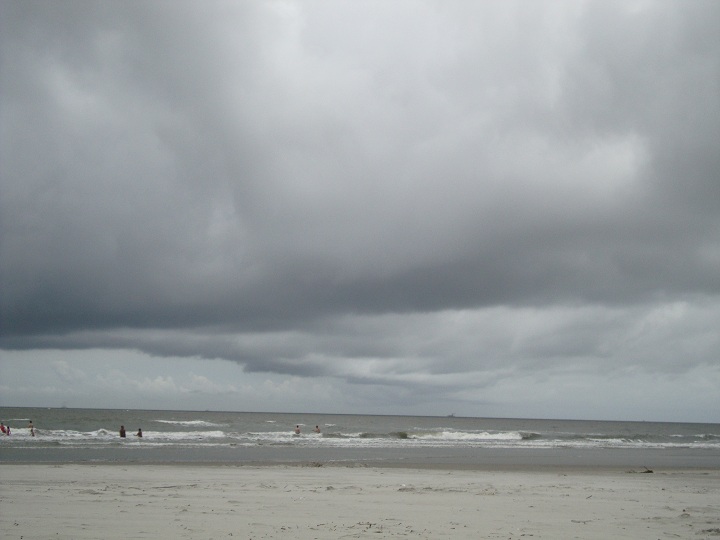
[{"left": 1, "top": 1, "right": 719, "bottom": 417}]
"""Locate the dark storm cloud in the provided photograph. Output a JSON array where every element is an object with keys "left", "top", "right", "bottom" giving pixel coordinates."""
[{"left": 1, "top": 1, "right": 719, "bottom": 391}]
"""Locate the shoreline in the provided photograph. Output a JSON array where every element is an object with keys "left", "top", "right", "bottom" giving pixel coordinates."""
[
  {"left": 3, "top": 459, "right": 718, "bottom": 474},
  {"left": 4, "top": 444, "right": 719, "bottom": 470},
  {"left": 2, "top": 464, "right": 718, "bottom": 539}
]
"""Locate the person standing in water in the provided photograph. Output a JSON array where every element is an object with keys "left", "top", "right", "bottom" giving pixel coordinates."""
[
  {"left": 294, "top": 425, "right": 301, "bottom": 435},
  {"left": 119, "top": 425, "right": 126, "bottom": 438},
  {"left": 136, "top": 428, "right": 143, "bottom": 438},
  {"left": 28, "top": 420, "right": 35, "bottom": 436}
]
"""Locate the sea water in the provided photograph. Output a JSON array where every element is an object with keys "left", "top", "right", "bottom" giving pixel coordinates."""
[{"left": 1, "top": 407, "right": 718, "bottom": 469}]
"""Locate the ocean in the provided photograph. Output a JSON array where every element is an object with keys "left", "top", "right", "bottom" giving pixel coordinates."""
[{"left": 1, "top": 407, "right": 718, "bottom": 469}]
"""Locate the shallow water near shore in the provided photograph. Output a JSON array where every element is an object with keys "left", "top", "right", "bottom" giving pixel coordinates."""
[{"left": 1, "top": 406, "right": 718, "bottom": 468}]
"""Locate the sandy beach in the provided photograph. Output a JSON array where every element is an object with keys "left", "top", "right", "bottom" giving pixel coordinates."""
[{"left": 1, "top": 464, "right": 718, "bottom": 539}]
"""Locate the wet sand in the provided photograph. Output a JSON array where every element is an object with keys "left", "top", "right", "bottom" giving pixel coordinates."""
[{"left": 1, "top": 464, "right": 718, "bottom": 539}]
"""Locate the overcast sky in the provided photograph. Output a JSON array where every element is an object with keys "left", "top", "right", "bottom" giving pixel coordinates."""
[{"left": 1, "top": 1, "right": 719, "bottom": 422}]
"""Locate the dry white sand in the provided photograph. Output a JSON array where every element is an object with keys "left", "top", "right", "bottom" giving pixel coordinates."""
[{"left": 1, "top": 464, "right": 719, "bottom": 539}]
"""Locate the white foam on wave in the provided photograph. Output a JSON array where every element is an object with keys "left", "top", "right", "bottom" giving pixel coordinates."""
[
  {"left": 141, "top": 430, "right": 226, "bottom": 440},
  {"left": 7, "top": 423, "right": 719, "bottom": 451},
  {"left": 16, "top": 428, "right": 228, "bottom": 443},
  {"left": 413, "top": 430, "right": 524, "bottom": 441},
  {"left": 154, "top": 420, "right": 223, "bottom": 427}
]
